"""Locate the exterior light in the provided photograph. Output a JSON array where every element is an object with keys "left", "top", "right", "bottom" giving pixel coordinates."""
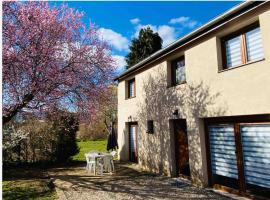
[
  {"left": 172, "top": 109, "right": 179, "bottom": 119},
  {"left": 128, "top": 115, "right": 132, "bottom": 122}
]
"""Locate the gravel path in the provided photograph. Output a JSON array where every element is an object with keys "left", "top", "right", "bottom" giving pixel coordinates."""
[{"left": 48, "top": 162, "right": 237, "bottom": 200}]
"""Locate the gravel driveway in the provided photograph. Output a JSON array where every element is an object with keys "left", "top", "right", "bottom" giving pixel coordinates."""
[{"left": 48, "top": 162, "right": 238, "bottom": 200}]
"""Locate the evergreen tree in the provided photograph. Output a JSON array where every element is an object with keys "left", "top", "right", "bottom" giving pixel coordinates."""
[{"left": 125, "top": 27, "right": 162, "bottom": 68}]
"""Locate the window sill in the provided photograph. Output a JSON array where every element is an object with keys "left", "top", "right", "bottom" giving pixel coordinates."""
[
  {"left": 167, "top": 81, "right": 187, "bottom": 88},
  {"left": 125, "top": 96, "right": 136, "bottom": 100},
  {"left": 219, "top": 58, "right": 265, "bottom": 73}
]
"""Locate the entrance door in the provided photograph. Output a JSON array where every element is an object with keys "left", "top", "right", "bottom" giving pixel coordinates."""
[
  {"left": 129, "top": 123, "right": 138, "bottom": 162},
  {"left": 174, "top": 119, "right": 190, "bottom": 177}
]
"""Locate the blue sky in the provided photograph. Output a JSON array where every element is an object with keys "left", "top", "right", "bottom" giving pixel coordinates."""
[{"left": 53, "top": 1, "right": 241, "bottom": 72}]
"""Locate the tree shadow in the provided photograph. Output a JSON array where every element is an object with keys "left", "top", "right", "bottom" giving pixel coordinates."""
[
  {"left": 135, "top": 70, "right": 227, "bottom": 184},
  {"left": 48, "top": 162, "right": 232, "bottom": 200}
]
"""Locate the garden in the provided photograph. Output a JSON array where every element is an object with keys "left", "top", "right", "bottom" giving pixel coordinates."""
[{"left": 3, "top": 139, "right": 107, "bottom": 200}]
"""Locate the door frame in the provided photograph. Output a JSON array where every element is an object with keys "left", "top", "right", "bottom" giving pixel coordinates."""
[
  {"left": 204, "top": 114, "right": 270, "bottom": 199},
  {"left": 128, "top": 122, "right": 138, "bottom": 163},
  {"left": 172, "top": 118, "right": 191, "bottom": 179}
]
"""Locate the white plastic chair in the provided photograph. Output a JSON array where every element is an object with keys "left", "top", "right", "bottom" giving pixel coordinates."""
[
  {"left": 85, "top": 153, "right": 104, "bottom": 175},
  {"left": 110, "top": 151, "right": 117, "bottom": 157},
  {"left": 96, "top": 158, "right": 104, "bottom": 176},
  {"left": 85, "top": 153, "right": 96, "bottom": 174},
  {"left": 110, "top": 151, "right": 117, "bottom": 172}
]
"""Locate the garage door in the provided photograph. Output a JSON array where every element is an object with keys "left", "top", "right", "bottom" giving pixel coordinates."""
[{"left": 207, "top": 120, "right": 270, "bottom": 198}]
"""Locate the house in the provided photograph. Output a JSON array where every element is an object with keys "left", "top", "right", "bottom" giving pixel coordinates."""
[{"left": 114, "top": 1, "right": 270, "bottom": 198}]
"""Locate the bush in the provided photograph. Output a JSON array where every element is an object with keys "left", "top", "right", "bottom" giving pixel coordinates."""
[
  {"left": 3, "top": 126, "right": 29, "bottom": 164},
  {"left": 48, "top": 110, "right": 79, "bottom": 162},
  {"left": 3, "top": 109, "right": 79, "bottom": 165}
]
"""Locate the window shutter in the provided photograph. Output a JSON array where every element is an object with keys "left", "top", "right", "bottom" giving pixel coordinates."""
[
  {"left": 129, "top": 81, "right": 134, "bottom": 97},
  {"left": 245, "top": 27, "right": 264, "bottom": 62},
  {"left": 128, "top": 79, "right": 135, "bottom": 98},
  {"left": 241, "top": 124, "right": 270, "bottom": 188},
  {"left": 209, "top": 125, "right": 238, "bottom": 179},
  {"left": 225, "top": 36, "right": 242, "bottom": 68}
]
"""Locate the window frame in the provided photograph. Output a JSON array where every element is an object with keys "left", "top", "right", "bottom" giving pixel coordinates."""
[
  {"left": 171, "top": 56, "right": 186, "bottom": 86},
  {"left": 127, "top": 78, "right": 136, "bottom": 99},
  {"left": 221, "top": 22, "right": 264, "bottom": 70}
]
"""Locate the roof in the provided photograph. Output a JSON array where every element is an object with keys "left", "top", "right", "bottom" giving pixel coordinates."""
[{"left": 114, "top": 1, "right": 266, "bottom": 81}]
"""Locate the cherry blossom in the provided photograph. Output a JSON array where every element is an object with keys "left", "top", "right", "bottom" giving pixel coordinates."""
[{"left": 3, "top": 2, "right": 115, "bottom": 124}]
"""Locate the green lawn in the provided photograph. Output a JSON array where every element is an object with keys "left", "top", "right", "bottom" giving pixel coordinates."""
[{"left": 72, "top": 139, "right": 107, "bottom": 161}]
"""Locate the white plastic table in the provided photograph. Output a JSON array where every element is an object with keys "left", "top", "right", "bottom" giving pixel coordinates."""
[{"left": 86, "top": 152, "right": 113, "bottom": 175}]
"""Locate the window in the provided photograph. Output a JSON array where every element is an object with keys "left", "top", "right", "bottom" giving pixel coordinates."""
[
  {"left": 222, "top": 23, "right": 264, "bottom": 69},
  {"left": 146, "top": 120, "right": 154, "bottom": 134},
  {"left": 172, "top": 56, "right": 186, "bottom": 85},
  {"left": 127, "top": 78, "right": 135, "bottom": 98}
]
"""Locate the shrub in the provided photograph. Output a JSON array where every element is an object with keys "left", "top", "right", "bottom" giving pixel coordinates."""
[
  {"left": 3, "top": 109, "right": 79, "bottom": 165},
  {"left": 48, "top": 110, "right": 79, "bottom": 162}
]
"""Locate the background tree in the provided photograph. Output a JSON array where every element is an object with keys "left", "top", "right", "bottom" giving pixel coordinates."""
[
  {"left": 48, "top": 109, "right": 79, "bottom": 163},
  {"left": 77, "top": 85, "right": 117, "bottom": 140},
  {"left": 3, "top": 2, "right": 115, "bottom": 124},
  {"left": 125, "top": 27, "right": 162, "bottom": 68}
]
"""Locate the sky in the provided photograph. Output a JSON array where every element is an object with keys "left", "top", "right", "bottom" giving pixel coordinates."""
[{"left": 52, "top": 1, "right": 241, "bottom": 73}]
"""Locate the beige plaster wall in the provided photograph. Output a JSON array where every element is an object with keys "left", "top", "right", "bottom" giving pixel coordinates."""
[{"left": 117, "top": 5, "right": 270, "bottom": 186}]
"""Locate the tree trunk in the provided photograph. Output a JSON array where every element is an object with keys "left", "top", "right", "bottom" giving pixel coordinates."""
[{"left": 3, "top": 93, "right": 34, "bottom": 124}]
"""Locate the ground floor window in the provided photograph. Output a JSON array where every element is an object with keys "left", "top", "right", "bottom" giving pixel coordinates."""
[
  {"left": 205, "top": 115, "right": 270, "bottom": 198},
  {"left": 128, "top": 122, "right": 138, "bottom": 163}
]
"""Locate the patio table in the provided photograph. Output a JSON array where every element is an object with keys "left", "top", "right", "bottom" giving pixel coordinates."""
[{"left": 86, "top": 152, "right": 114, "bottom": 175}]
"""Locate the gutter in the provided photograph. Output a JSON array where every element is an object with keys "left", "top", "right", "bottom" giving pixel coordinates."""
[{"left": 114, "top": 1, "right": 265, "bottom": 82}]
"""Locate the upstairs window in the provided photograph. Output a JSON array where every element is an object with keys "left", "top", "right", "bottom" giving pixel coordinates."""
[
  {"left": 127, "top": 78, "right": 135, "bottom": 98},
  {"left": 222, "top": 23, "right": 264, "bottom": 69},
  {"left": 172, "top": 56, "right": 186, "bottom": 86}
]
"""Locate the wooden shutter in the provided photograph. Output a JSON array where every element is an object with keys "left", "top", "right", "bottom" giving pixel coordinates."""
[
  {"left": 241, "top": 124, "right": 270, "bottom": 188},
  {"left": 245, "top": 27, "right": 264, "bottom": 62},
  {"left": 209, "top": 125, "right": 238, "bottom": 179}
]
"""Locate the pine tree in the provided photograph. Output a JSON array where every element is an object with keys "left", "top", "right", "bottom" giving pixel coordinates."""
[{"left": 125, "top": 27, "right": 162, "bottom": 69}]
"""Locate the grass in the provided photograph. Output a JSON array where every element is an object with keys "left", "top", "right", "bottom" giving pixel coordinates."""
[
  {"left": 3, "top": 168, "right": 57, "bottom": 200},
  {"left": 3, "top": 139, "right": 107, "bottom": 199},
  {"left": 72, "top": 139, "right": 107, "bottom": 161}
]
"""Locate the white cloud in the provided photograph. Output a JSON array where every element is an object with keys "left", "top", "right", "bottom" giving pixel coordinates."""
[
  {"left": 157, "top": 25, "right": 177, "bottom": 46},
  {"left": 98, "top": 28, "right": 129, "bottom": 52},
  {"left": 130, "top": 18, "right": 140, "bottom": 25},
  {"left": 112, "top": 55, "right": 127, "bottom": 72},
  {"left": 135, "top": 24, "right": 177, "bottom": 47},
  {"left": 169, "top": 16, "right": 189, "bottom": 24},
  {"left": 169, "top": 16, "right": 199, "bottom": 29}
]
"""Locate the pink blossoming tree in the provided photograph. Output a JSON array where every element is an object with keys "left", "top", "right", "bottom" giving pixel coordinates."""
[{"left": 3, "top": 2, "right": 115, "bottom": 124}]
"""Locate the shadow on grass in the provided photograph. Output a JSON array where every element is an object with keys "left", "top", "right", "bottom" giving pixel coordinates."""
[
  {"left": 3, "top": 180, "right": 56, "bottom": 200},
  {"left": 3, "top": 166, "right": 57, "bottom": 200}
]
